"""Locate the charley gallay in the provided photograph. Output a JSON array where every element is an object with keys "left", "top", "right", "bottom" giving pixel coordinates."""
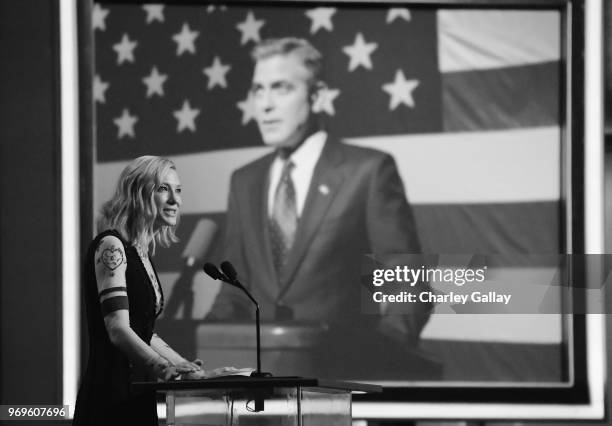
[{"left": 373, "top": 291, "right": 512, "bottom": 305}]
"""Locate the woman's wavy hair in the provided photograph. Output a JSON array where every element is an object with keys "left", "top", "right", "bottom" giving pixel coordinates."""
[{"left": 97, "top": 155, "right": 179, "bottom": 254}]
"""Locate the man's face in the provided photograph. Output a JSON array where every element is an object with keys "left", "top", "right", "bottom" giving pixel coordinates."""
[{"left": 251, "top": 53, "right": 314, "bottom": 148}]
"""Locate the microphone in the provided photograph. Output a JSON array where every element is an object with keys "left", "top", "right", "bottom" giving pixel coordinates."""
[
  {"left": 203, "top": 262, "right": 226, "bottom": 281},
  {"left": 203, "top": 261, "right": 271, "bottom": 381},
  {"left": 220, "top": 261, "right": 238, "bottom": 282},
  {"left": 203, "top": 262, "right": 244, "bottom": 290}
]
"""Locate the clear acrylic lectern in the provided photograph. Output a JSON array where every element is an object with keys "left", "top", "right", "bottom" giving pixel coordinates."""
[{"left": 133, "top": 377, "right": 381, "bottom": 426}]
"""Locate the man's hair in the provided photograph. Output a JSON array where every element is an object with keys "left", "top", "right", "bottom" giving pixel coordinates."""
[
  {"left": 251, "top": 37, "right": 323, "bottom": 87},
  {"left": 97, "top": 155, "right": 179, "bottom": 254}
]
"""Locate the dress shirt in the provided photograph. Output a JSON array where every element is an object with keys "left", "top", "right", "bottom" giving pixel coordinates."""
[{"left": 267, "top": 131, "right": 327, "bottom": 218}]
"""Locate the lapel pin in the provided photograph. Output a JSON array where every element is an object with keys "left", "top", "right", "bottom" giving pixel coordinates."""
[{"left": 318, "top": 184, "right": 330, "bottom": 195}]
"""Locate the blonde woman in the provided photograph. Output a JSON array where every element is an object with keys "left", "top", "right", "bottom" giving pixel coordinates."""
[{"left": 74, "top": 156, "right": 204, "bottom": 425}]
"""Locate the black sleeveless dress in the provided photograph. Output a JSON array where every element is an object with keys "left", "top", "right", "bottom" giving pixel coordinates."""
[{"left": 73, "top": 230, "right": 164, "bottom": 426}]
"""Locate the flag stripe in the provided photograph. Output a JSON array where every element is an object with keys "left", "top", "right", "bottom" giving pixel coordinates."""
[
  {"left": 415, "top": 202, "right": 559, "bottom": 254},
  {"left": 442, "top": 62, "right": 560, "bottom": 132},
  {"left": 420, "top": 340, "right": 561, "bottom": 381},
  {"left": 348, "top": 127, "right": 560, "bottom": 204},
  {"left": 422, "top": 314, "right": 561, "bottom": 344},
  {"left": 437, "top": 10, "right": 561, "bottom": 73},
  {"left": 94, "top": 126, "right": 560, "bottom": 213}
]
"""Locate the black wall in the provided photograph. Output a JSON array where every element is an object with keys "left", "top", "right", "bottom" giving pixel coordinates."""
[{"left": 0, "top": 0, "right": 63, "bottom": 406}]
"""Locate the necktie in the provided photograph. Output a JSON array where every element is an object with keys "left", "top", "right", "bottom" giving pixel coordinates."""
[{"left": 269, "top": 160, "right": 297, "bottom": 274}]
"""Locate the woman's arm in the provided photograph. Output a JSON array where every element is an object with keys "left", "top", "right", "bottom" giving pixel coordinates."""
[
  {"left": 94, "top": 235, "right": 193, "bottom": 379},
  {"left": 150, "top": 333, "right": 203, "bottom": 369},
  {"left": 104, "top": 311, "right": 178, "bottom": 380}
]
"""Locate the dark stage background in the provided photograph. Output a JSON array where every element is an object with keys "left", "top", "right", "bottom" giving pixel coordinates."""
[{"left": 0, "top": 0, "right": 63, "bottom": 416}]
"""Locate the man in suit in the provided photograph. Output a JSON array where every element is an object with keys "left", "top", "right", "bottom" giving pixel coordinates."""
[{"left": 207, "top": 37, "right": 434, "bottom": 379}]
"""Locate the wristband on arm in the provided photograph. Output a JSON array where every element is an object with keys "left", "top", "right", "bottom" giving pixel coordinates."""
[{"left": 99, "top": 286, "right": 129, "bottom": 315}]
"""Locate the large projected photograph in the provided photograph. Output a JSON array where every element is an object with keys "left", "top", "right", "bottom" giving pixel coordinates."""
[{"left": 81, "top": 0, "right": 599, "bottom": 415}]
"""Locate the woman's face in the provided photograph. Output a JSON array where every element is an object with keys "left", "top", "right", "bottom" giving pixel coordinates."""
[{"left": 154, "top": 168, "right": 182, "bottom": 227}]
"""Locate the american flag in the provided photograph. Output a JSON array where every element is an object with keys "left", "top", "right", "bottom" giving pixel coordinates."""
[{"left": 93, "top": 2, "right": 563, "bottom": 374}]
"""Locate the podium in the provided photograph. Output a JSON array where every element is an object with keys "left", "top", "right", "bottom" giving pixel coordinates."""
[{"left": 133, "top": 377, "right": 381, "bottom": 425}]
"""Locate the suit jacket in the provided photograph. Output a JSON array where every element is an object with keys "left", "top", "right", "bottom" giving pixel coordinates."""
[{"left": 208, "top": 138, "right": 430, "bottom": 343}]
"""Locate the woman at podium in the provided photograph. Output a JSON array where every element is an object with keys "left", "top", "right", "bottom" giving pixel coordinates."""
[{"left": 74, "top": 156, "right": 205, "bottom": 426}]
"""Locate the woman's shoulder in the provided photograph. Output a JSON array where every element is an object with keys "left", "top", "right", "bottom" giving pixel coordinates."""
[
  {"left": 90, "top": 231, "right": 131, "bottom": 269},
  {"left": 91, "top": 229, "right": 128, "bottom": 251}
]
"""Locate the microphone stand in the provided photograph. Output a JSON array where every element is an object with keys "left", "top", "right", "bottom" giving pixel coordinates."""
[
  {"left": 231, "top": 280, "right": 269, "bottom": 378},
  {"left": 255, "top": 305, "right": 262, "bottom": 376},
  {"left": 227, "top": 279, "right": 272, "bottom": 412},
  {"left": 204, "top": 262, "right": 271, "bottom": 412}
]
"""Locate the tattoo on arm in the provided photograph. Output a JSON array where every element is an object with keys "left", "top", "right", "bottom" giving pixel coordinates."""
[{"left": 97, "top": 245, "right": 126, "bottom": 272}]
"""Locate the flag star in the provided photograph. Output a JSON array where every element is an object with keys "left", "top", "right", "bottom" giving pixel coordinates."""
[
  {"left": 92, "top": 4, "right": 109, "bottom": 31},
  {"left": 236, "top": 94, "right": 255, "bottom": 125},
  {"left": 93, "top": 74, "right": 110, "bottom": 103},
  {"left": 113, "top": 109, "right": 138, "bottom": 139},
  {"left": 386, "top": 8, "right": 411, "bottom": 24},
  {"left": 304, "top": 8, "right": 337, "bottom": 34},
  {"left": 236, "top": 11, "right": 265, "bottom": 45},
  {"left": 142, "top": 66, "right": 168, "bottom": 97},
  {"left": 172, "top": 23, "right": 199, "bottom": 56},
  {"left": 382, "top": 70, "right": 420, "bottom": 110},
  {"left": 142, "top": 4, "right": 164, "bottom": 24},
  {"left": 313, "top": 87, "right": 340, "bottom": 116},
  {"left": 113, "top": 34, "right": 138, "bottom": 65},
  {"left": 342, "top": 33, "right": 378, "bottom": 71},
  {"left": 203, "top": 57, "right": 231, "bottom": 89},
  {"left": 173, "top": 100, "right": 201, "bottom": 133}
]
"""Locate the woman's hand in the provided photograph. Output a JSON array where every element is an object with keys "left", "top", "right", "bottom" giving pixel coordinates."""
[
  {"left": 174, "top": 359, "right": 204, "bottom": 374},
  {"left": 148, "top": 357, "right": 181, "bottom": 382},
  {"left": 180, "top": 365, "right": 254, "bottom": 380},
  {"left": 157, "top": 365, "right": 180, "bottom": 381},
  {"left": 181, "top": 369, "right": 207, "bottom": 380}
]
